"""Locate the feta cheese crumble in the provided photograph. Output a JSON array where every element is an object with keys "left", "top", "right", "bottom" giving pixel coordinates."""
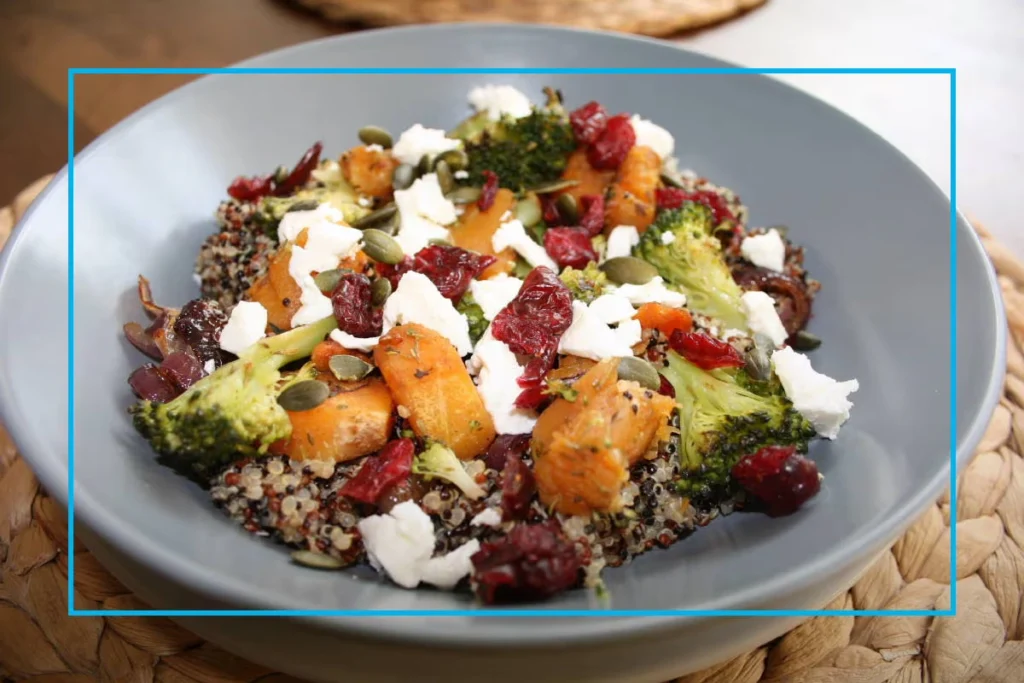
[
  {"left": 285, "top": 221, "right": 364, "bottom": 328},
  {"left": 393, "top": 173, "right": 458, "bottom": 256},
  {"left": 740, "top": 228, "right": 786, "bottom": 272},
  {"left": 740, "top": 291, "right": 788, "bottom": 347},
  {"left": 588, "top": 293, "right": 638, "bottom": 325},
  {"left": 772, "top": 347, "right": 859, "bottom": 439},
  {"left": 218, "top": 300, "right": 268, "bottom": 356},
  {"left": 558, "top": 300, "right": 641, "bottom": 361},
  {"left": 661, "top": 231, "right": 677, "bottom": 246},
  {"left": 329, "top": 329, "right": 380, "bottom": 353},
  {"left": 604, "top": 225, "right": 640, "bottom": 261},
  {"left": 468, "top": 84, "right": 533, "bottom": 121},
  {"left": 277, "top": 203, "right": 345, "bottom": 243},
  {"left": 203, "top": 359, "right": 216, "bottom": 375},
  {"left": 468, "top": 328, "right": 538, "bottom": 435},
  {"left": 470, "top": 508, "right": 503, "bottom": 528},
  {"left": 611, "top": 276, "right": 687, "bottom": 308},
  {"left": 629, "top": 115, "right": 675, "bottom": 161},
  {"left": 492, "top": 218, "right": 558, "bottom": 271},
  {"left": 382, "top": 272, "right": 472, "bottom": 356},
  {"left": 420, "top": 539, "right": 481, "bottom": 590},
  {"left": 391, "top": 124, "right": 461, "bottom": 167},
  {"left": 468, "top": 274, "right": 523, "bottom": 320},
  {"left": 364, "top": 143, "right": 384, "bottom": 153}
]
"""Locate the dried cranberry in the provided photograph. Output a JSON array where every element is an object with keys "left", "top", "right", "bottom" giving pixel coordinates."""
[
  {"left": 483, "top": 434, "right": 531, "bottom": 471},
  {"left": 514, "top": 356, "right": 555, "bottom": 411},
  {"left": 339, "top": 439, "right": 416, "bottom": 505},
  {"left": 478, "top": 170, "right": 499, "bottom": 212},
  {"left": 128, "top": 365, "right": 178, "bottom": 403},
  {"left": 657, "top": 374, "right": 676, "bottom": 399},
  {"left": 227, "top": 175, "right": 274, "bottom": 202},
  {"left": 411, "top": 245, "right": 497, "bottom": 301},
  {"left": 490, "top": 267, "right": 574, "bottom": 358},
  {"left": 470, "top": 520, "right": 582, "bottom": 604},
  {"left": 375, "top": 256, "right": 413, "bottom": 290},
  {"left": 159, "top": 352, "right": 204, "bottom": 391},
  {"left": 731, "top": 445, "right": 821, "bottom": 517},
  {"left": 655, "top": 188, "right": 736, "bottom": 225},
  {"left": 501, "top": 452, "right": 537, "bottom": 521},
  {"left": 541, "top": 194, "right": 563, "bottom": 226},
  {"left": 669, "top": 330, "right": 745, "bottom": 370},
  {"left": 272, "top": 142, "right": 323, "bottom": 197},
  {"left": 173, "top": 299, "right": 228, "bottom": 365},
  {"left": 543, "top": 227, "right": 598, "bottom": 271},
  {"left": 586, "top": 113, "right": 635, "bottom": 171},
  {"left": 569, "top": 101, "right": 609, "bottom": 146},
  {"left": 577, "top": 194, "right": 605, "bottom": 237},
  {"left": 331, "top": 273, "right": 383, "bottom": 337}
]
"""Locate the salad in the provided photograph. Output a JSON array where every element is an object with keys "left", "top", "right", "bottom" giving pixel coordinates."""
[{"left": 123, "top": 85, "right": 859, "bottom": 604}]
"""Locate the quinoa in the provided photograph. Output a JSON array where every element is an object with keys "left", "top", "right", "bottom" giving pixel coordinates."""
[{"left": 195, "top": 199, "right": 278, "bottom": 310}]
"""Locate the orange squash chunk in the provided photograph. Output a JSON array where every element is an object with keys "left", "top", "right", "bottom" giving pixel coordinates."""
[
  {"left": 341, "top": 145, "right": 399, "bottom": 200},
  {"left": 558, "top": 148, "right": 615, "bottom": 203},
  {"left": 449, "top": 188, "right": 517, "bottom": 279},
  {"left": 605, "top": 145, "right": 661, "bottom": 234}
]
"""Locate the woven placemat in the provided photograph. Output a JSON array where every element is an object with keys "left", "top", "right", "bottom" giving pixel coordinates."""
[
  {"left": 286, "top": 0, "right": 768, "bottom": 38},
  {"left": 1, "top": 175, "right": 1022, "bottom": 682}
]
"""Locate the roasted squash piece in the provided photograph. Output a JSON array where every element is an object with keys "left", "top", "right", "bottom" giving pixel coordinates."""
[
  {"left": 341, "top": 145, "right": 399, "bottom": 200},
  {"left": 374, "top": 324, "right": 496, "bottom": 460},
  {"left": 605, "top": 145, "right": 661, "bottom": 234},
  {"left": 449, "top": 188, "right": 517, "bottom": 279},
  {"left": 247, "top": 245, "right": 302, "bottom": 332},
  {"left": 558, "top": 148, "right": 615, "bottom": 203}
]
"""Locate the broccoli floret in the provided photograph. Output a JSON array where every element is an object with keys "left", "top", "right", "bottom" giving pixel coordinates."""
[
  {"left": 635, "top": 202, "right": 748, "bottom": 331},
  {"left": 660, "top": 350, "right": 816, "bottom": 504},
  {"left": 456, "top": 294, "right": 488, "bottom": 345},
  {"left": 130, "top": 315, "right": 338, "bottom": 484},
  {"left": 559, "top": 262, "right": 608, "bottom": 304},
  {"left": 412, "top": 442, "right": 486, "bottom": 500},
  {"left": 253, "top": 161, "right": 371, "bottom": 241}
]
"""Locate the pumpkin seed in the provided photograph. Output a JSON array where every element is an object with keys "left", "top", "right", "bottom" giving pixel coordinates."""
[
  {"left": 554, "top": 194, "right": 579, "bottom": 225},
  {"left": 617, "top": 356, "right": 661, "bottom": 391},
  {"left": 599, "top": 257, "right": 659, "bottom": 285},
  {"left": 361, "top": 229, "right": 405, "bottom": 265},
  {"left": 437, "top": 148, "right": 468, "bottom": 171},
  {"left": 278, "top": 380, "right": 330, "bottom": 412},
  {"left": 435, "top": 160, "right": 455, "bottom": 194},
  {"left": 416, "top": 154, "right": 432, "bottom": 177},
  {"left": 352, "top": 203, "right": 397, "bottom": 229},
  {"left": 376, "top": 214, "right": 400, "bottom": 236},
  {"left": 660, "top": 172, "right": 685, "bottom": 189},
  {"left": 358, "top": 125, "right": 393, "bottom": 149},
  {"left": 285, "top": 199, "right": 321, "bottom": 213},
  {"left": 446, "top": 186, "right": 482, "bottom": 205},
  {"left": 790, "top": 330, "right": 822, "bottom": 351},
  {"left": 514, "top": 196, "right": 542, "bottom": 227},
  {"left": 392, "top": 163, "right": 416, "bottom": 191},
  {"left": 291, "top": 550, "right": 344, "bottom": 570},
  {"left": 370, "top": 277, "right": 392, "bottom": 306},
  {"left": 313, "top": 268, "right": 350, "bottom": 293},
  {"left": 529, "top": 179, "right": 580, "bottom": 194},
  {"left": 427, "top": 237, "right": 452, "bottom": 246},
  {"left": 744, "top": 346, "right": 772, "bottom": 381},
  {"left": 329, "top": 355, "right": 375, "bottom": 381}
]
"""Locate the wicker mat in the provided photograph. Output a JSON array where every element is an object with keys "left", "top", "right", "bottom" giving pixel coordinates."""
[
  {"left": 1, "top": 174, "right": 1023, "bottom": 682},
  {"left": 286, "top": 0, "right": 768, "bottom": 38}
]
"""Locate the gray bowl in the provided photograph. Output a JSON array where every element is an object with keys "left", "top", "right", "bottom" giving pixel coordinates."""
[{"left": 0, "top": 23, "right": 1004, "bottom": 683}]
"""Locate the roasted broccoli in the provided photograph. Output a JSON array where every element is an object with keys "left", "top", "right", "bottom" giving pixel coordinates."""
[
  {"left": 130, "top": 315, "right": 338, "bottom": 484},
  {"left": 253, "top": 161, "right": 371, "bottom": 241},
  {"left": 660, "top": 350, "right": 816, "bottom": 504},
  {"left": 559, "top": 261, "right": 608, "bottom": 304},
  {"left": 412, "top": 442, "right": 486, "bottom": 500},
  {"left": 456, "top": 294, "right": 488, "bottom": 346},
  {"left": 635, "top": 202, "right": 748, "bottom": 330}
]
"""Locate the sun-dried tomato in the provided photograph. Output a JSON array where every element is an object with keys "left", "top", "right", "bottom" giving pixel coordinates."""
[
  {"left": 490, "top": 267, "right": 574, "bottom": 358},
  {"left": 478, "top": 170, "right": 499, "bottom": 212},
  {"left": 470, "top": 520, "right": 582, "bottom": 604},
  {"left": 226, "top": 141, "right": 323, "bottom": 202},
  {"left": 543, "top": 227, "right": 598, "bottom": 271},
  {"left": 339, "top": 439, "right": 416, "bottom": 505},
  {"left": 412, "top": 245, "right": 497, "bottom": 301},
  {"left": 501, "top": 451, "right": 537, "bottom": 521},
  {"left": 586, "top": 113, "right": 635, "bottom": 171},
  {"left": 375, "top": 256, "right": 413, "bottom": 290},
  {"left": 331, "top": 273, "right": 383, "bottom": 337},
  {"left": 731, "top": 445, "right": 821, "bottom": 517},
  {"left": 577, "top": 194, "right": 605, "bottom": 237},
  {"left": 569, "top": 101, "right": 609, "bottom": 145},
  {"left": 655, "top": 188, "right": 736, "bottom": 224},
  {"left": 668, "top": 330, "right": 745, "bottom": 370}
]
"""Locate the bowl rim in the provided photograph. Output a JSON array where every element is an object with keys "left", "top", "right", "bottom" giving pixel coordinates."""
[{"left": 0, "top": 22, "right": 1006, "bottom": 647}]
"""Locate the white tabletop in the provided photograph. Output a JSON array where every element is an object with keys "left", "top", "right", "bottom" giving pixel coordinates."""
[{"left": 677, "top": 0, "right": 1024, "bottom": 256}]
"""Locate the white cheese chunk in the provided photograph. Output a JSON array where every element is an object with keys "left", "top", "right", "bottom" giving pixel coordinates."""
[
  {"left": 611, "top": 277, "right": 687, "bottom": 308},
  {"left": 454, "top": 169, "right": 469, "bottom": 180},
  {"left": 492, "top": 219, "right": 557, "bottom": 271},
  {"left": 613, "top": 318, "right": 644, "bottom": 349},
  {"left": 329, "top": 329, "right": 380, "bottom": 353},
  {"left": 393, "top": 173, "right": 458, "bottom": 256},
  {"left": 468, "top": 274, "right": 523, "bottom": 320},
  {"left": 382, "top": 272, "right": 472, "bottom": 356},
  {"left": 391, "top": 124, "right": 462, "bottom": 167},
  {"left": 629, "top": 115, "right": 675, "bottom": 160},
  {"left": 604, "top": 225, "right": 640, "bottom": 260},
  {"left": 740, "top": 291, "right": 788, "bottom": 347},
  {"left": 218, "top": 301, "right": 268, "bottom": 356},
  {"left": 468, "top": 329, "right": 538, "bottom": 435},
  {"left": 588, "top": 293, "right": 638, "bottom": 325},
  {"left": 290, "top": 274, "right": 334, "bottom": 328},
  {"left": 772, "top": 347, "right": 859, "bottom": 439},
  {"left": 420, "top": 539, "right": 481, "bottom": 590},
  {"left": 740, "top": 228, "right": 786, "bottom": 272},
  {"left": 364, "top": 143, "right": 384, "bottom": 153},
  {"left": 468, "top": 84, "right": 533, "bottom": 121},
  {"left": 661, "top": 231, "right": 677, "bottom": 246},
  {"left": 357, "top": 501, "right": 436, "bottom": 589},
  {"left": 277, "top": 203, "right": 345, "bottom": 243},
  {"left": 470, "top": 508, "right": 503, "bottom": 528},
  {"left": 558, "top": 300, "right": 637, "bottom": 361},
  {"left": 203, "top": 359, "right": 216, "bottom": 375}
]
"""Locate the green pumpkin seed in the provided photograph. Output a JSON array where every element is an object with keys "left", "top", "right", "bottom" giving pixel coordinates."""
[
  {"left": 435, "top": 160, "right": 455, "bottom": 194},
  {"left": 437, "top": 148, "right": 468, "bottom": 171},
  {"left": 313, "top": 268, "right": 351, "bottom": 293},
  {"left": 291, "top": 550, "right": 343, "bottom": 570},
  {"left": 285, "top": 199, "right": 321, "bottom": 213},
  {"left": 790, "top": 330, "right": 822, "bottom": 351},
  {"left": 329, "top": 355, "right": 375, "bottom": 381},
  {"left": 358, "top": 125, "right": 393, "bottom": 149},
  {"left": 352, "top": 203, "right": 397, "bottom": 229},
  {"left": 370, "top": 277, "right": 392, "bottom": 306},
  {"left": 744, "top": 346, "right": 772, "bottom": 381},
  {"left": 416, "top": 154, "right": 432, "bottom": 177},
  {"left": 361, "top": 229, "right": 405, "bottom": 265},
  {"left": 599, "top": 257, "right": 659, "bottom": 285},
  {"left": 555, "top": 194, "right": 579, "bottom": 224},
  {"left": 392, "top": 164, "right": 416, "bottom": 191},
  {"left": 376, "top": 215, "right": 400, "bottom": 236},
  {"left": 528, "top": 179, "right": 580, "bottom": 194},
  {"left": 514, "top": 196, "right": 542, "bottom": 227},
  {"left": 427, "top": 237, "right": 452, "bottom": 247},
  {"left": 660, "top": 172, "right": 685, "bottom": 189},
  {"left": 278, "top": 380, "right": 330, "bottom": 412},
  {"left": 617, "top": 357, "right": 661, "bottom": 391},
  {"left": 446, "top": 186, "right": 481, "bottom": 205}
]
